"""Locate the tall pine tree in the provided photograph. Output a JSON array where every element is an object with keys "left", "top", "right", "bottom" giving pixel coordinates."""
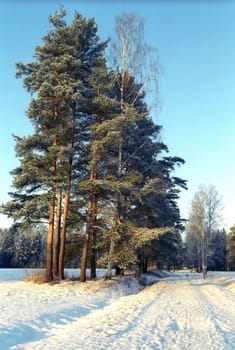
[{"left": 3, "top": 7, "right": 107, "bottom": 281}]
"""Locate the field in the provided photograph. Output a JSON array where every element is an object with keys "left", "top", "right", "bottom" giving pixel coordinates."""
[{"left": 0, "top": 269, "right": 235, "bottom": 349}]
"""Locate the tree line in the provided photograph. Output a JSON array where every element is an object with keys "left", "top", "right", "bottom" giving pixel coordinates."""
[
  {"left": 1, "top": 7, "right": 187, "bottom": 281},
  {"left": 0, "top": 225, "right": 46, "bottom": 268},
  {"left": 1, "top": 205, "right": 234, "bottom": 272}
]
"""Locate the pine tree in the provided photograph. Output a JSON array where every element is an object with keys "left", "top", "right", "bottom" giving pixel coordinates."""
[
  {"left": 100, "top": 13, "right": 187, "bottom": 274},
  {"left": 207, "top": 229, "right": 227, "bottom": 271},
  {"left": 79, "top": 65, "right": 120, "bottom": 282},
  {"left": 0, "top": 227, "right": 15, "bottom": 267},
  {"left": 89, "top": 74, "right": 186, "bottom": 275},
  {"left": 3, "top": 7, "right": 107, "bottom": 281},
  {"left": 112, "top": 76, "right": 186, "bottom": 272},
  {"left": 153, "top": 230, "right": 184, "bottom": 271}
]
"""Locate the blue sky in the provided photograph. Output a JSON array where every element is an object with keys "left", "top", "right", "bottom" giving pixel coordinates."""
[{"left": 1, "top": 0, "right": 235, "bottom": 229}]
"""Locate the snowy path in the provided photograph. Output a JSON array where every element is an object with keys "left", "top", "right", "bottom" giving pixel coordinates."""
[{"left": 0, "top": 271, "right": 235, "bottom": 349}]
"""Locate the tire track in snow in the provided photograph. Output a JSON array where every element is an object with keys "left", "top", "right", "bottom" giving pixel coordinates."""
[
  {"left": 145, "top": 277, "right": 235, "bottom": 350},
  {"left": 190, "top": 279, "right": 235, "bottom": 349},
  {"left": 87, "top": 276, "right": 235, "bottom": 350}
]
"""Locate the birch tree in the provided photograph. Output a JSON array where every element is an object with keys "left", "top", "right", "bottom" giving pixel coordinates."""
[
  {"left": 186, "top": 185, "right": 222, "bottom": 275},
  {"left": 103, "top": 13, "right": 186, "bottom": 274}
]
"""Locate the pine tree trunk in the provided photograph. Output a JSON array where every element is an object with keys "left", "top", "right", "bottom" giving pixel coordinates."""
[
  {"left": 46, "top": 194, "right": 55, "bottom": 282},
  {"left": 59, "top": 188, "right": 70, "bottom": 280},
  {"left": 53, "top": 188, "right": 62, "bottom": 280},
  {"left": 58, "top": 105, "right": 75, "bottom": 280},
  {"left": 143, "top": 257, "right": 148, "bottom": 273},
  {"left": 90, "top": 233, "right": 96, "bottom": 279},
  {"left": 80, "top": 193, "right": 93, "bottom": 282},
  {"left": 107, "top": 236, "right": 115, "bottom": 278},
  {"left": 80, "top": 168, "right": 96, "bottom": 282},
  {"left": 47, "top": 104, "right": 58, "bottom": 281},
  {"left": 90, "top": 195, "right": 97, "bottom": 279},
  {"left": 115, "top": 266, "right": 124, "bottom": 276}
]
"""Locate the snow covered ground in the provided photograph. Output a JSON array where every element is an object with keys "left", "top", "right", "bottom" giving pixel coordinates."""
[{"left": 0, "top": 269, "right": 235, "bottom": 350}]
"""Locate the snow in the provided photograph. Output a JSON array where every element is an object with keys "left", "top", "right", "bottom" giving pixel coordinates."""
[{"left": 0, "top": 269, "right": 235, "bottom": 349}]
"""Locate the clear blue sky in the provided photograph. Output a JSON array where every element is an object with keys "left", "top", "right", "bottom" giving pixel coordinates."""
[{"left": 1, "top": 0, "right": 235, "bottom": 229}]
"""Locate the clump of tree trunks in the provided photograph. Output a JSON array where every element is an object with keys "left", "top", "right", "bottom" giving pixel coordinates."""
[
  {"left": 2, "top": 7, "right": 187, "bottom": 282},
  {"left": 185, "top": 185, "right": 228, "bottom": 273}
]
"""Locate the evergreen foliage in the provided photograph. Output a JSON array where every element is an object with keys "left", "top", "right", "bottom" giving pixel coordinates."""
[
  {"left": 0, "top": 225, "right": 46, "bottom": 268},
  {"left": 227, "top": 225, "right": 235, "bottom": 270},
  {"left": 1, "top": 7, "right": 186, "bottom": 280},
  {"left": 207, "top": 229, "right": 227, "bottom": 271}
]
